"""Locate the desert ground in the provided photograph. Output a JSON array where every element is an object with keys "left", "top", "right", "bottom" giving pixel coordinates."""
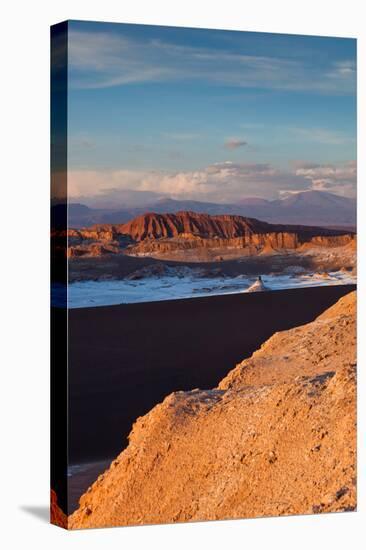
[
  {"left": 65, "top": 212, "right": 356, "bottom": 282},
  {"left": 51, "top": 212, "right": 357, "bottom": 526}
]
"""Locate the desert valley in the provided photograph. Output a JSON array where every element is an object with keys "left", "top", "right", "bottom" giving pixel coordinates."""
[
  {"left": 50, "top": 22, "right": 357, "bottom": 531},
  {"left": 52, "top": 201, "right": 356, "bottom": 308},
  {"left": 51, "top": 195, "right": 356, "bottom": 528}
]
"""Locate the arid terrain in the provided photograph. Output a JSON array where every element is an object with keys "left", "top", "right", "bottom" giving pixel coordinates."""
[
  {"left": 50, "top": 23, "right": 357, "bottom": 535},
  {"left": 66, "top": 211, "right": 355, "bottom": 260},
  {"left": 65, "top": 290, "right": 356, "bottom": 529},
  {"left": 57, "top": 211, "right": 357, "bottom": 283}
]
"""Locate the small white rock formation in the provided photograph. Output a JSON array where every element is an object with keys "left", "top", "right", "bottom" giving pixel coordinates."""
[{"left": 246, "top": 275, "right": 269, "bottom": 292}]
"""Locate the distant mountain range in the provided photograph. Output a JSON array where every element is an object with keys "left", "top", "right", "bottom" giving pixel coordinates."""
[{"left": 53, "top": 190, "right": 356, "bottom": 229}]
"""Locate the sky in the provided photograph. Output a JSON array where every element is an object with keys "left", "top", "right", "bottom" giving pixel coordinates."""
[{"left": 66, "top": 20, "right": 357, "bottom": 207}]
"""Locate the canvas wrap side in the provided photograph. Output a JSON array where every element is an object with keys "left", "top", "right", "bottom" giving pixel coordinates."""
[{"left": 50, "top": 20, "right": 68, "bottom": 525}]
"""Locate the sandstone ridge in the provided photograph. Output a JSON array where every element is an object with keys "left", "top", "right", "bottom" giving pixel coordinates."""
[
  {"left": 65, "top": 211, "right": 355, "bottom": 260},
  {"left": 69, "top": 291, "right": 356, "bottom": 529},
  {"left": 93, "top": 211, "right": 353, "bottom": 241}
]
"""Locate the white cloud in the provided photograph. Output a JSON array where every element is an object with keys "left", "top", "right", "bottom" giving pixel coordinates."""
[
  {"left": 68, "top": 159, "right": 356, "bottom": 206},
  {"left": 294, "top": 160, "right": 356, "bottom": 197},
  {"left": 67, "top": 162, "right": 301, "bottom": 204}
]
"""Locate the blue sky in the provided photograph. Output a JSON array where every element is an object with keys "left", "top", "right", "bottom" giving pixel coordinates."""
[{"left": 67, "top": 20, "right": 356, "bottom": 206}]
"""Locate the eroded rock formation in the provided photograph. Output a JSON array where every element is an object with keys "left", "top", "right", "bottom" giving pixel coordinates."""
[
  {"left": 63, "top": 211, "right": 355, "bottom": 260},
  {"left": 69, "top": 291, "right": 356, "bottom": 529},
  {"left": 115, "top": 212, "right": 352, "bottom": 242}
]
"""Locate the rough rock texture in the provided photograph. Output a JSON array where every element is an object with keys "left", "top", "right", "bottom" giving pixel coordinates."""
[
  {"left": 119, "top": 212, "right": 278, "bottom": 241},
  {"left": 67, "top": 242, "right": 120, "bottom": 258},
  {"left": 63, "top": 212, "right": 355, "bottom": 259},
  {"left": 50, "top": 489, "right": 67, "bottom": 528},
  {"left": 126, "top": 233, "right": 355, "bottom": 260},
  {"left": 69, "top": 291, "right": 356, "bottom": 529},
  {"left": 115, "top": 212, "right": 352, "bottom": 242},
  {"left": 118, "top": 212, "right": 355, "bottom": 258}
]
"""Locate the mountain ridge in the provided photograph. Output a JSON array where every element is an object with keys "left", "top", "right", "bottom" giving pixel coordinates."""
[
  {"left": 62, "top": 190, "right": 356, "bottom": 228},
  {"left": 114, "top": 210, "right": 354, "bottom": 242}
]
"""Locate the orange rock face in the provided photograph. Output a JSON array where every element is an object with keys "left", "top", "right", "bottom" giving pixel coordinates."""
[
  {"left": 127, "top": 231, "right": 355, "bottom": 258},
  {"left": 118, "top": 211, "right": 274, "bottom": 240},
  {"left": 59, "top": 211, "right": 355, "bottom": 259},
  {"left": 50, "top": 489, "right": 67, "bottom": 528},
  {"left": 69, "top": 291, "right": 356, "bottom": 529},
  {"left": 116, "top": 211, "right": 352, "bottom": 242},
  {"left": 67, "top": 242, "right": 120, "bottom": 258},
  {"left": 115, "top": 212, "right": 355, "bottom": 258}
]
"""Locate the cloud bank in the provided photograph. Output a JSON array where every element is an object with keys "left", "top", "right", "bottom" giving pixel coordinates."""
[
  {"left": 68, "top": 160, "right": 356, "bottom": 207},
  {"left": 294, "top": 160, "right": 356, "bottom": 197}
]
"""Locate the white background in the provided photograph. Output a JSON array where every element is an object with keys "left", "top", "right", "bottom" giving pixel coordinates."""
[{"left": 1, "top": 0, "right": 365, "bottom": 548}]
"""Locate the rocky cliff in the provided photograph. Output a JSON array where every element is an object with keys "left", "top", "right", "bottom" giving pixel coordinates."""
[
  {"left": 127, "top": 231, "right": 355, "bottom": 258},
  {"left": 65, "top": 211, "right": 355, "bottom": 260},
  {"left": 118, "top": 212, "right": 275, "bottom": 241},
  {"left": 69, "top": 291, "right": 356, "bottom": 529},
  {"left": 97, "top": 211, "right": 352, "bottom": 242}
]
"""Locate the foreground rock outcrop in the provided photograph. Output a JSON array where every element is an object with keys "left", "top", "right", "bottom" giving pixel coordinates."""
[{"left": 69, "top": 291, "right": 356, "bottom": 529}]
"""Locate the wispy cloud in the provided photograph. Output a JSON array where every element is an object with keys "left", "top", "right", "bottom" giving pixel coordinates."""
[
  {"left": 224, "top": 138, "right": 248, "bottom": 149},
  {"left": 68, "top": 29, "right": 356, "bottom": 94},
  {"left": 326, "top": 60, "right": 356, "bottom": 79},
  {"left": 162, "top": 132, "right": 201, "bottom": 141},
  {"left": 239, "top": 123, "right": 355, "bottom": 146},
  {"left": 288, "top": 127, "right": 355, "bottom": 145}
]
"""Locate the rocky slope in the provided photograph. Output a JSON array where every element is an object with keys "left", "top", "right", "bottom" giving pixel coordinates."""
[
  {"left": 69, "top": 291, "right": 356, "bottom": 529},
  {"left": 119, "top": 212, "right": 276, "bottom": 241},
  {"left": 98, "top": 211, "right": 352, "bottom": 242},
  {"left": 127, "top": 232, "right": 355, "bottom": 261},
  {"left": 61, "top": 191, "right": 356, "bottom": 228}
]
